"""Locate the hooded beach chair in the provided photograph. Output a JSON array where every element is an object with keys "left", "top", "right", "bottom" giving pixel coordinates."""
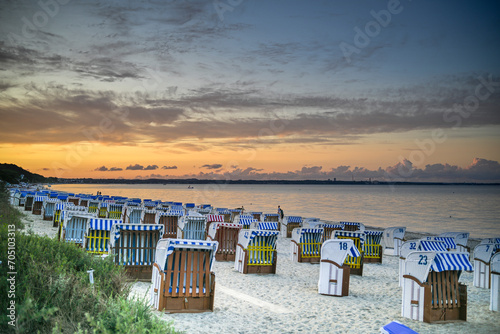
[
  {"left": 248, "top": 211, "right": 262, "bottom": 221},
  {"left": 282, "top": 216, "right": 303, "bottom": 238},
  {"left": 302, "top": 217, "right": 323, "bottom": 228},
  {"left": 401, "top": 251, "right": 472, "bottom": 323},
  {"left": 67, "top": 195, "right": 80, "bottom": 206},
  {"left": 229, "top": 209, "right": 242, "bottom": 222},
  {"left": 318, "top": 239, "right": 361, "bottom": 297},
  {"left": 399, "top": 240, "right": 448, "bottom": 287},
  {"left": 321, "top": 223, "right": 344, "bottom": 242},
  {"left": 42, "top": 198, "right": 59, "bottom": 221},
  {"left": 341, "top": 221, "right": 365, "bottom": 232},
  {"left": 291, "top": 227, "right": 324, "bottom": 263},
  {"left": 107, "top": 203, "right": 125, "bottom": 219},
  {"left": 256, "top": 222, "right": 279, "bottom": 231},
  {"left": 333, "top": 230, "right": 365, "bottom": 276},
  {"left": 481, "top": 237, "right": 500, "bottom": 245},
  {"left": 24, "top": 192, "right": 35, "bottom": 211},
  {"left": 177, "top": 212, "right": 207, "bottom": 240},
  {"left": 126, "top": 206, "right": 144, "bottom": 224},
  {"left": 491, "top": 252, "right": 500, "bottom": 311},
  {"left": 207, "top": 222, "right": 242, "bottom": 261},
  {"left": 98, "top": 202, "right": 109, "bottom": 218},
  {"left": 151, "top": 239, "right": 218, "bottom": 313},
  {"left": 215, "top": 208, "right": 231, "bottom": 222},
  {"left": 88, "top": 200, "right": 100, "bottom": 214},
  {"left": 157, "top": 211, "right": 182, "bottom": 239},
  {"left": 422, "top": 236, "right": 457, "bottom": 251},
  {"left": 142, "top": 209, "right": 158, "bottom": 224},
  {"left": 32, "top": 195, "right": 47, "bottom": 215},
  {"left": 234, "top": 215, "right": 256, "bottom": 230},
  {"left": 205, "top": 214, "right": 224, "bottom": 235},
  {"left": 473, "top": 243, "right": 500, "bottom": 289},
  {"left": 382, "top": 227, "right": 406, "bottom": 256},
  {"left": 235, "top": 229, "right": 279, "bottom": 274},
  {"left": 110, "top": 223, "right": 164, "bottom": 280},
  {"left": 439, "top": 232, "right": 470, "bottom": 253},
  {"left": 363, "top": 230, "right": 384, "bottom": 264},
  {"left": 61, "top": 213, "right": 96, "bottom": 247},
  {"left": 85, "top": 218, "right": 122, "bottom": 255}
]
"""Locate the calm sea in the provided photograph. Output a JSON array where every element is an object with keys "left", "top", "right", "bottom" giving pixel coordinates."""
[{"left": 49, "top": 183, "right": 500, "bottom": 239}]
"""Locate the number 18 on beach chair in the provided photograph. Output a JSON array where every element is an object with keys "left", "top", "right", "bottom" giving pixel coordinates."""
[
  {"left": 333, "top": 230, "right": 365, "bottom": 276},
  {"left": 402, "top": 251, "right": 472, "bottom": 323},
  {"left": 151, "top": 239, "right": 218, "bottom": 313},
  {"left": 318, "top": 239, "right": 361, "bottom": 297},
  {"left": 235, "top": 229, "right": 279, "bottom": 274},
  {"left": 291, "top": 227, "right": 324, "bottom": 263}
]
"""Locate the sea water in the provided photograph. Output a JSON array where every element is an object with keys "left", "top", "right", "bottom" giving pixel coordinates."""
[{"left": 49, "top": 183, "right": 500, "bottom": 239}]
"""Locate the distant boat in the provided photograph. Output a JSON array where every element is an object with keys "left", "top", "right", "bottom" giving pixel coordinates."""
[{"left": 187, "top": 185, "right": 194, "bottom": 189}]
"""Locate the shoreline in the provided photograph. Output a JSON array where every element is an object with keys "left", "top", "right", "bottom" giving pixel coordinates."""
[{"left": 14, "top": 206, "right": 498, "bottom": 334}]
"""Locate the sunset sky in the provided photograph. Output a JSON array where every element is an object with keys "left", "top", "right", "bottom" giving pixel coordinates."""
[{"left": 1, "top": 0, "right": 499, "bottom": 182}]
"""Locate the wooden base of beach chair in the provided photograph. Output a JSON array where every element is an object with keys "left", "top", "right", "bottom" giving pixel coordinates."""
[
  {"left": 241, "top": 251, "right": 277, "bottom": 274},
  {"left": 32, "top": 203, "right": 43, "bottom": 215},
  {"left": 215, "top": 252, "right": 236, "bottom": 261},
  {"left": 43, "top": 214, "right": 52, "bottom": 221},
  {"left": 348, "top": 256, "right": 364, "bottom": 276},
  {"left": 286, "top": 223, "right": 301, "bottom": 238},
  {"left": 423, "top": 283, "right": 467, "bottom": 323},
  {"left": 124, "top": 265, "right": 153, "bottom": 282},
  {"left": 158, "top": 294, "right": 215, "bottom": 313}
]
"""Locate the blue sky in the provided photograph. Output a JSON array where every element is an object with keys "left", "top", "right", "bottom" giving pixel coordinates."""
[{"left": 0, "top": 0, "right": 499, "bottom": 182}]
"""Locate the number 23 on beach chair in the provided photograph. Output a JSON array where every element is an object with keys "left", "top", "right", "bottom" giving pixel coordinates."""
[
  {"left": 151, "top": 238, "right": 218, "bottom": 313},
  {"left": 318, "top": 239, "right": 361, "bottom": 297},
  {"left": 401, "top": 251, "right": 472, "bottom": 323}
]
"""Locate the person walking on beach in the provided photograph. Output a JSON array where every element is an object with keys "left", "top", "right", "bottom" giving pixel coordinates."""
[{"left": 278, "top": 205, "right": 284, "bottom": 220}]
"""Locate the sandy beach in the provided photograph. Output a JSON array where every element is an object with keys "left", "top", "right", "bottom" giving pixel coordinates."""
[{"left": 17, "top": 207, "right": 499, "bottom": 334}]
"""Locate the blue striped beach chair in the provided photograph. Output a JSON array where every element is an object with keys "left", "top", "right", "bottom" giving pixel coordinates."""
[
  {"left": 207, "top": 222, "right": 242, "bottom": 261},
  {"left": 235, "top": 229, "right": 279, "bottom": 274},
  {"left": 151, "top": 239, "right": 218, "bottom": 313},
  {"left": 248, "top": 211, "right": 262, "bottom": 221},
  {"left": 126, "top": 206, "right": 144, "bottom": 224},
  {"left": 473, "top": 243, "right": 500, "bottom": 289},
  {"left": 333, "top": 230, "right": 365, "bottom": 276},
  {"left": 422, "top": 236, "right": 457, "bottom": 251},
  {"left": 177, "top": 213, "right": 207, "bottom": 240},
  {"left": 439, "top": 232, "right": 470, "bottom": 253},
  {"left": 215, "top": 208, "right": 231, "bottom": 222},
  {"left": 42, "top": 198, "right": 59, "bottom": 221},
  {"left": 291, "top": 227, "right": 324, "bottom": 263},
  {"left": 110, "top": 223, "right": 164, "bottom": 281},
  {"left": 402, "top": 251, "right": 472, "bottom": 323},
  {"left": 62, "top": 213, "right": 96, "bottom": 247},
  {"left": 318, "top": 239, "right": 361, "bottom": 296},
  {"left": 85, "top": 218, "right": 122, "bottom": 255},
  {"left": 142, "top": 209, "right": 158, "bottom": 224},
  {"left": 491, "top": 252, "right": 500, "bottom": 311},
  {"left": 340, "top": 221, "right": 365, "bottom": 232},
  {"left": 157, "top": 211, "right": 182, "bottom": 239},
  {"left": 321, "top": 223, "right": 344, "bottom": 242},
  {"left": 257, "top": 222, "right": 279, "bottom": 231},
  {"left": 282, "top": 216, "right": 302, "bottom": 238},
  {"left": 235, "top": 216, "right": 256, "bottom": 230},
  {"left": 382, "top": 226, "right": 406, "bottom": 256},
  {"left": 398, "top": 240, "right": 448, "bottom": 287},
  {"left": 32, "top": 195, "right": 47, "bottom": 215},
  {"left": 363, "top": 230, "right": 384, "bottom": 264},
  {"left": 88, "top": 200, "right": 100, "bottom": 214},
  {"left": 107, "top": 203, "right": 124, "bottom": 220}
]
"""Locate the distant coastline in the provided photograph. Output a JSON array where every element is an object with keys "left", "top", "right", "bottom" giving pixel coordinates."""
[{"left": 54, "top": 178, "right": 500, "bottom": 186}]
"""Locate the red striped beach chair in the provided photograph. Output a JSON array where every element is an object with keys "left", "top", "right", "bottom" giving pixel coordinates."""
[{"left": 207, "top": 222, "right": 242, "bottom": 261}]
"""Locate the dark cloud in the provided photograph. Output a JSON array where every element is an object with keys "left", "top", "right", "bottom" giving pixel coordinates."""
[
  {"left": 144, "top": 165, "right": 158, "bottom": 170},
  {"left": 201, "top": 164, "right": 223, "bottom": 170},
  {"left": 162, "top": 165, "right": 178, "bottom": 170},
  {"left": 109, "top": 167, "right": 123, "bottom": 171},
  {"left": 95, "top": 166, "right": 108, "bottom": 171},
  {"left": 126, "top": 164, "right": 144, "bottom": 170}
]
